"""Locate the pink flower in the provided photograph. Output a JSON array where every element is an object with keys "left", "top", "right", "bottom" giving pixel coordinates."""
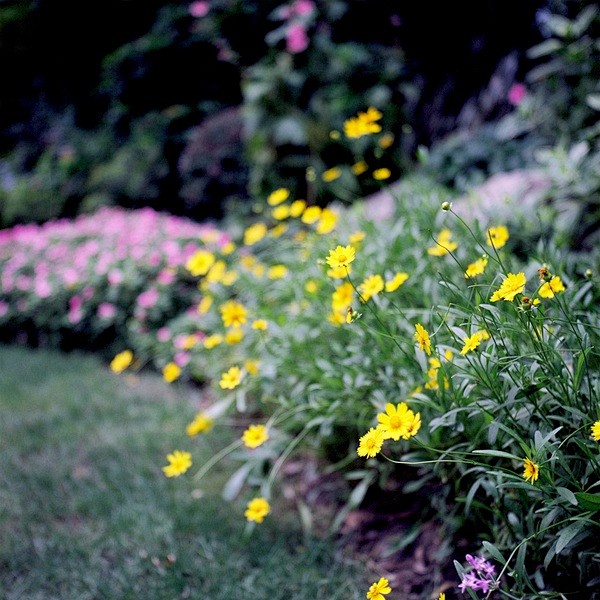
[
  {"left": 35, "top": 279, "right": 52, "bottom": 298},
  {"left": 97, "top": 302, "right": 117, "bottom": 319},
  {"left": 157, "top": 269, "right": 175, "bottom": 285},
  {"left": 0, "top": 301, "right": 8, "bottom": 317},
  {"left": 137, "top": 288, "right": 159, "bottom": 309},
  {"left": 189, "top": 1, "right": 209, "bottom": 18},
  {"left": 508, "top": 83, "right": 527, "bottom": 106},
  {"left": 175, "top": 351, "right": 191, "bottom": 367},
  {"left": 293, "top": 0, "right": 315, "bottom": 16},
  {"left": 286, "top": 22, "right": 309, "bottom": 54},
  {"left": 108, "top": 270, "right": 123, "bottom": 286},
  {"left": 157, "top": 327, "right": 171, "bottom": 342}
]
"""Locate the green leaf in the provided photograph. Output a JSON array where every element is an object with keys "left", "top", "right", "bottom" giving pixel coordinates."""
[
  {"left": 473, "top": 449, "right": 519, "bottom": 460},
  {"left": 555, "top": 521, "right": 587, "bottom": 555},
  {"left": 556, "top": 487, "right": 577, "bottom": 506},
  {"left": 575, "top": 492, "right": 600, "bottom": 512}
]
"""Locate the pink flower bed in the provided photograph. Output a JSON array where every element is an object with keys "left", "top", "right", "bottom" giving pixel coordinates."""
[{"left": 0, "top": 206, "right": 228, "bottom": 349}]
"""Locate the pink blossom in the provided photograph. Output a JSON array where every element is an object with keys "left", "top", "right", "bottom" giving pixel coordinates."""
[
  {"left": 286, "top": 22, "right": 309, "bottom": 54},
  {"left": 508, "top": 83, "right": 527, "bottom": 106},
  {"left": 175, "top": 351, "right": 191, "bottom": 367},
  {"left": 34, "top": 279, "right": 52, "bottom": 299},
  {"left": 157, "top": 327, "right": 172, "bottom": 342},
  {"left": 0, "top": 301, "right": 8, "bottom": 317},
  {"left": 137, "top": 288, "right": 159, "bottom": 309},
  {"left": 157, "top": 269, "right": 175, "bottom": 286},
  {"left": 108, "top": 270, "right": 123, "bottom": 286},
  {"left": 293, "top": 0, "right": 315, "bottom": 16},
  {"left": 97, "top": 303, "right": 117, "bottom": 319},
  {"left": 69, "top": 296, "right": 83, "bottom": 312},
  {"left": 189, "top": 1, "right": 209, "bottom": 18}
]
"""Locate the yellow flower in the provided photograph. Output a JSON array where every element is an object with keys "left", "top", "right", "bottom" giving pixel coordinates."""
[
  {"left": 373, "top": 167, "right": 391, "bottom": 181},
  {"left": 487, "top": 225, "right": 509, "bottom": 249},
  {"left": 222, "top": 271, "right": 238, "bottom": 287},
  {"left": 219, "top": 366, "right": 243, "bottom": 390},
  {"left": 351, "top": 161, "right": 368, "bottom": 175},
  {"left": 322, "top": 167, "right": 342, "bottom": 182},
  {"left": 349, "top": 230, "right": 366, "bottom": 244},
  {"left": 268, "top": 265, "right": 288, "bottom": 279},
  {"left": 344, "top": 107, "right": 382, "bottom": 139},
  {"left": 331, "top": 282, "right": 354, "bottom": 312},
  {"left": 591, "top": 421, "right": 600, "bottom": 441},
  {"left": 251, "top": 319, "right": 269, "bottom": 331},
  {"left": 325, "top": 245, "right": 356, "bottom": 269},
  {"left": 267, "top": 187, "right": 290, "bottom": 206},
  {"left": 316, "top": 208, "right": 338, "bottom": 234},
  {"left": 220, "top": 241, "right": 236, "bottom": 255},
  {"left": 328, "top": 311, "right": 346, "bottom": 326},
  {"left": 384, "top": 272, "right": 409, "bottom": 292},
  {"left": 305, "top": 280, "right": 318, "bottom": 294},
  {"left": 427, "top": 229, "right": 458, "bottom": 256},
  {"left": 378, "top": 133, "right": 394, "bottom": 149},
  {"left": 438, "top": 594, "right": 446, "bottom": 600},
  {"left": 376, "top": 402, "right": 413, "bottom": 441},
  {"left": 523, "top": 457, "right": 540, "bottom": 483},
  {"left": 162, "top": 450, "right": 192, "bottom": 478},
  {"left": 220, "top": 300, "right": 247, "bottom": 328},
  {"left": 110, "top": 350, "right": 133, "bottom": 374},
  {"left": 244, "top": 497, "right": 270, "bottom": 523},
  {"left": 366, "top": 577, "right": 391, "bottom": 600},
  {"left": 180, "top": 335, "right": 198, "bottom": 350},
  {"left": 225, "top": 328, "right": 244, "bottom": 345},
  {"left": 186, "top": 413, "right": 214, "bottom": 436},
  {"left": 244, "top": 359, "right": 260, "bottom": 375},
  {"left": 197, "top": 295, "right": 213, "bottom": 314},
  {"left": 465, "top": 256, "right": 488, "bottom": 278},
  {"left": 289, "top": 199, "right": 306, "bottom": 217},
  {"left": 206, "top": 260, "right": 226, "bottom": 283},
  {"left": 243, "top": 222, "right": 268, "bottom": 245},
  {"left": 359, "top": 274, "right": 384, "bottom": 301},
  {"left": 327, "top": 264, "right": 351, "bottom": 279},
  {"left": 242, "top": 424, "right": 269, "bottom": 448},
  {"left": 252, "top": 263, "right": 266, "bottom": 278},
  {"left": 404, "top": 412, "right": 422, "bottom": 438},
  {"left": 271, "top": 204, "right": 290, "bottom": 220},
  {"left": 163, "top": 362, "right": 181, "bottom": 383},
  {"left": 301, "top": 205, "right": 322, "bottom": 224},
  {"left": 414, "top": 323, "right": 432, "bottom": 355},
  {"left": 460, "top": 333, "right": 483, "bottom": 355},
  {"left": 185, "top": 250, "right": 215, "bottom": 277},
  {"left": 357, "top": 427, "right": 385, "bottom": 458},
  {"left": 203, "top": 334, "right": 223, "bottom": 349},
  {"left": 490, "top": 272, "right": 526, "bottom": 302},
  {"left": 538, "top": 275, "right": 566, "bottom": 299},
  {"left": 270, "top": 223, "right": 288, "bottom": 238}
]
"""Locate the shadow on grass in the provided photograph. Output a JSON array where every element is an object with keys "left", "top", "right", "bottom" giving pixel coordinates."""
[{"left": 0, "top": 345, "right": 368, "bottom": 600}]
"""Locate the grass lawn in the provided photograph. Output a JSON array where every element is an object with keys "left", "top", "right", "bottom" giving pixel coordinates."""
[{"left": 0, "top": 344, "right": 368, "bottom": 600}]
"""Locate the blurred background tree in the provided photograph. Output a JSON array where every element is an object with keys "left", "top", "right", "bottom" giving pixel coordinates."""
[{"left": 1, "top": 0, "right": 597, "bottom": 228}]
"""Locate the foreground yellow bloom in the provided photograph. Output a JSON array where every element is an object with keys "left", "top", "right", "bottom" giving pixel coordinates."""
[
  {"left": 357, "top": 427, "right": 385, "bottom": 458},
  {"left": 325, "top": 245, "right": 356, "bottom": 270},
  {"left": 162, "top": 450, "right": 192, "bottom": 478},
  {"left": 523, "top": 457, "right": 540, "bottom": 483},
  {"left": 414, "top": 323, "right": 432, "bottom": 355},
  {"left": 384, "top": 272, "right": 409, "bottom": 292},
  {"left": 243, "top": 222, "right": 268, "bottom": 245},
  {"left": 267, "top": 187, "right": 290, "bottom": 206},
  {"left": 366, "top": 577, "right": 392, "bottom": 600},
  {"left": 242, "top": 424, "right": 269, "bottom": 448},
  {"left": 490, "top": 272, "right": 526, "bottom": 302},
  {"left": 465, "top": 256, "right": 488, "bottom": 278},
  {"left": 271, "top": 204, "right": 290, "bottom": 220},
  {"left": 110, "top": 350, "right": 133, "bottom": 374},
  {"left": 438, "top": 594, "right": 446, "bottom": 600},
  {"left": 219, "top": 366, "right": 243, "bottom": 390},
  {"left": 460, "top": 332, "right": 483, "bottom": 355},
  {"left": 163, "top": 362, "right": 181, "bottom": 383},
  {"left": 351, "top": 161, "right": 368, "bottom": 175},
  {"left": 186, "top": 413, "right": 214, "bottom": 436},
  {"left": 197, "top": 295, "right": 213, "bottom": 314},
  {"left": 331, "top": 282, "right": 354, "bottom": 312},
  {"left": 220, "top": 300, "right": 247, "bottom": 328},
  {"left": 244, "top": 359, "right": 260, "bottom": 375},
  {"left": 359, "top": 274, "right": 384, "bottom": 301},
  {"left": 427, "top": 229, "right": 458, "bottom": 256},
  {"left": 203, "top": 334, "right": 223, "bottom": 349},
  {"left": 185, "top": 250, "right": 215, "bottom": 277},
  {"left": 225, "top": 328, "right": 244, "bottom": 344},
  {"left": 244, "top": 497, "right": 270, "bottom": 523},
  {"left": 377, "top": 403, "right": 414, "bottom": 441},
  {"left": 344, "top": 107, "right": 382, "bottom": 139},
  {"left": 538, "top": 275, "right": 566, "bottom": 299},
  {"left": 268, "top": 265, "right": 288, "bottom": 279},
  {"left": 289, "top": 199, "right": 306, "bottom": 217},
  {"left": 591, "top": 420, "right": 600, "bottom": 441},
  {"left": 487, "top": 225, "right": 509, "bottom": 249}
]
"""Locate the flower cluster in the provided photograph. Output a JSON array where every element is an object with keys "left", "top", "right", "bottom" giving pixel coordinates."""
[{"left": 458, "top": 554, "right": 498, "bottom": 595}]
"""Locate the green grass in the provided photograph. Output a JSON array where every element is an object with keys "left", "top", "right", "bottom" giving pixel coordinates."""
[{"left": 0, "top": 344, "right": 368, "bottom": 600}]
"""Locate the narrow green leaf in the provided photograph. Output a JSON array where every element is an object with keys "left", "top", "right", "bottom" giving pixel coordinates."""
[
  {"left": 575, "top": 492, "right": 600, "bottom": 512},
  {"left": 555, "top": 521, "right": 587, "bottom": 555},
  {"left": 473, "top": 449, "right": 519, "bottom": 460}
]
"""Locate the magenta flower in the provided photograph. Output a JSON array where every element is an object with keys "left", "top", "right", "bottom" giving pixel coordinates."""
[
  {"left": 189, "top": 1, "right": 209, "bottom": 18},
  {"left": 508, "top": 83, "right": 527, "bottom": 106},
  {"left": 286, "top": 22, "right": 309, "bottom": 53}
]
